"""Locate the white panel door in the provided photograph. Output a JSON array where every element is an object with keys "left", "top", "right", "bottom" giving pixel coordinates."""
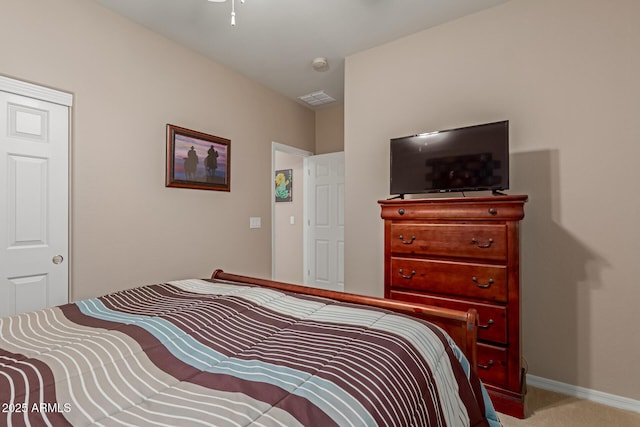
[
  {"left": 305, "top": 152, "right": 344, "bottom": 291},
  {"left": 0, "top": 83, "right": 70, "bottom": 317}
]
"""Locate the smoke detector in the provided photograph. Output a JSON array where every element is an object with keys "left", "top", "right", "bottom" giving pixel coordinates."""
[{"left": 311, "top": 57, "right": 329, "bottom": 72}]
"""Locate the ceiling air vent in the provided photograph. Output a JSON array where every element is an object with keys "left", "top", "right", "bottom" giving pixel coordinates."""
[{"left": 298, "top": 91, "right": 336, "bottom": 107}]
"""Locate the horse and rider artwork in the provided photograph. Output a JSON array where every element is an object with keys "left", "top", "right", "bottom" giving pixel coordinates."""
[{"left": 165, "top": 124, "right": 230, "bottom": 191}]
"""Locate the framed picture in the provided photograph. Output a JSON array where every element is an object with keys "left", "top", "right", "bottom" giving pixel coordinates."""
[
  {"left": 166, "top": 124, "right": 230, "bottom": 191},
  {"left": 275, "top": 169, "right": 292, "bottom": 202}
]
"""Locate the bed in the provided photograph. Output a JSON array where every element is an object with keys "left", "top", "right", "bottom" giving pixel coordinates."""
[{"left": 1, "top": 269, "right": 501, "bottom": 426}]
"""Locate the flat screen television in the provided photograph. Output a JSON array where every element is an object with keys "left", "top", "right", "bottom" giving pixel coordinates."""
[{"left": 389, "top": 120, "right": 509, "bottom": 197}]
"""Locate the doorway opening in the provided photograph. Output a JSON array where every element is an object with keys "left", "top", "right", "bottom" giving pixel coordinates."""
[
  {"left": 271, "top": 142, "right": 345, "bottom": 291},
  {"left": 271, "top": 142, "right": 312, "bottom": 284}
]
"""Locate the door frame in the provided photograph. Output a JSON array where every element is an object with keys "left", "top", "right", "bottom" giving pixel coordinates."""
[
  {"left": 0, "top": 77, "right": 72, "bottom": 106},
  {"left": 271, "top": 142, "right": 312, "bottom": 281}
]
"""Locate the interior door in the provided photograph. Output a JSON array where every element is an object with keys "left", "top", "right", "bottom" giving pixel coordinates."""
[
  {"left": 0, "top": 79, "right": 71, "bottom": 317},
  {"left": 305, "top": 152, "right": 345, "bottom": 291}
]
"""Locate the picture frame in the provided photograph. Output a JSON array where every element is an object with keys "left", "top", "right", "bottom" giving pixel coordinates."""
[
  {"left": 166, "top": 124, "right": 230, "bottom": 191},
  {"left": 274, "top": 169, "right": 293, "bottom": 202}
]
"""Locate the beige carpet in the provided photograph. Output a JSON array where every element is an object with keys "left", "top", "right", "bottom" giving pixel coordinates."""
[{"left": 498, "top": 387, "right": 640, "bottom": 426}]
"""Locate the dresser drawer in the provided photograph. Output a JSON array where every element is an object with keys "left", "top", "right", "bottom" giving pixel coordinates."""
[
  {"left": 389, "top": 223, "right": 507, "bottom": 261},
  {"left": 390, "top": 257, "right": 507, "bottom": 302},
  {"left": 477, "top": 343, "right": 508, "bottom": 388},
  {"left": 380, "top": 197, "right": 527, "bottom": 222},
  {"left": 388, "top": 290, "right": 507, "bottom": 344}
]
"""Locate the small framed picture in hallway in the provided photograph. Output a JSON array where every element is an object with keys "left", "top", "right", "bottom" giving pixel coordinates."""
[
  {"left": 166, "top": 124, "right": 231, "bottom": 191},
  {"left": 274, "top": 169, "right": 293, "bottom": 202}
]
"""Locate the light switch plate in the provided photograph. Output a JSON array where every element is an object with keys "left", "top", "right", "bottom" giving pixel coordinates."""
[{"left": 249, "top": 217, "right": 261, "bottom": 229}]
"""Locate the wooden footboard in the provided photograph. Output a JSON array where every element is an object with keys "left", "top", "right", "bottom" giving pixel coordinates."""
[{"left": 211, "top": 269, "right": 478, "bottom": 370}]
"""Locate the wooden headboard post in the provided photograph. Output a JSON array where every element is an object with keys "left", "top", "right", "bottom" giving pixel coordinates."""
[{"left": 211, "top": 269, "right": 478, "bottom": 370}]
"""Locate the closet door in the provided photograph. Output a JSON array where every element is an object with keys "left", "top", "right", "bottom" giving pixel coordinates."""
[{"left": 0, "top": 77, "right": 71, "bottom": 317}]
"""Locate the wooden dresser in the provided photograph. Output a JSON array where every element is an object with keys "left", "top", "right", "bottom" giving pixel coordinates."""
[{"left": 379, "top": 195, "right": 528, "bottom": 418}]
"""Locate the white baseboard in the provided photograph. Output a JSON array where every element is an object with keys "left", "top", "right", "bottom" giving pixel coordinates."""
[{"left": 527, "top": 374, "right": 640, "bottom": 414}]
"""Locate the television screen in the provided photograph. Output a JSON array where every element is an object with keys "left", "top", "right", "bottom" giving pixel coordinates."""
[{"left": 390, "top": 120, "right": 509, "bottom": 196}]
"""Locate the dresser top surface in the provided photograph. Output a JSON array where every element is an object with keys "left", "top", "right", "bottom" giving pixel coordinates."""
[{"left": 378, "top": 194, "right": 528, "bottom": 206}]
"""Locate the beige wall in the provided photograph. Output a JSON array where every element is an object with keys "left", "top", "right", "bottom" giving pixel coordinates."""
[
  {"left": 315, "top": 104, "right": 345, "bottom": 154},
  {"left": 344, "top": 0, "right": 640, "bottom": 401},
  {"left": 0, "top": 0, "right": 315, "bottom": 300}
]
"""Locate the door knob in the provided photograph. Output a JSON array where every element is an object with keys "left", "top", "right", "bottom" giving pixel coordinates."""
[{"left": 52, "top": 255, "right": 64, "bottom": 264}]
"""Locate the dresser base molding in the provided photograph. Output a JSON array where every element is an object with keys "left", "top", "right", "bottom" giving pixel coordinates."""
[{"left": 486, "top": 370, "right": 527, "bottom": 418}]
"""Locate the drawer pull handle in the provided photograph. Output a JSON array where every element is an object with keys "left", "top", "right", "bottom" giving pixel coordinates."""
[
  {"left": 471, "top": 237, "right": 494, "bottom": 248},
  {"left": 398, "top": 234, "right": 416, "bottom": 245},
  {"left": 478, "top": 360, "right": 495, "bottom": 370},
  {"left": 478, "top": 319, "right": 495, "bottom": 329},
  {"left": 472, "top": 277, "right": 494, "bottom": 288},
  {"left": 488, "top": 208, "right": 497, "bottom": 215},
  {"left": 398, "top": 269, "right": 416, "bottom": 279}
]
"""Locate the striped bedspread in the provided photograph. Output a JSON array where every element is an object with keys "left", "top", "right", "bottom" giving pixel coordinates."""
[{"left": 1, "top": 279, "right": 501, "bottom": 427}]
